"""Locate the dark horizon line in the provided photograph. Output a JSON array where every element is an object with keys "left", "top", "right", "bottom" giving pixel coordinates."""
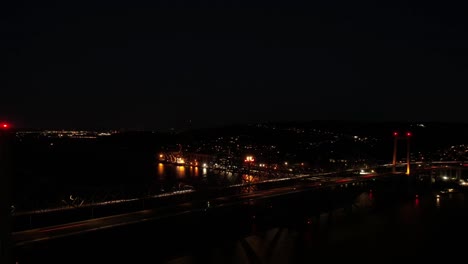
[{"left": 9, "top": 119, "right": 468, "bottom": 132}]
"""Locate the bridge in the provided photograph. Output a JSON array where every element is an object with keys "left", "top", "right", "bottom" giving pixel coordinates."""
[
  {"left": 11, "top": 171, "right": 399, "bottom": 247},
  {"left": 382, "top": 160, "right": 468, "bottom": 182}
]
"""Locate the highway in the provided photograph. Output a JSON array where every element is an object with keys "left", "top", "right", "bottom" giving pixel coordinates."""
[{"left": 12, "top": 173, "right": 390, "bottom": 247}]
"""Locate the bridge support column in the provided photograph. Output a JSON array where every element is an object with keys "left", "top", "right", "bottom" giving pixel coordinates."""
[
  {"left": 392, "top": 135, "right": 398, "bottom": 173},
  {"left": 0, "top": 130, "right": 13, "bottom": 264},
  {"left": 392, "top": 131, "right": 412, "bottom": 174},
  {"left": 406, "top": 136, "right": 411, "bottom": 175}
]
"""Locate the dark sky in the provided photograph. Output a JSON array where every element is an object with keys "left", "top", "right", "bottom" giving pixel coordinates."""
[{"left": 2, "top": 1, "right": 468, "bottom": 130}]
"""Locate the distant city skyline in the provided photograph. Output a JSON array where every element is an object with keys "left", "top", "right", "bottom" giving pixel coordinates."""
[{"left": 2, "top": 1, "right": 468, "bottom": 129}]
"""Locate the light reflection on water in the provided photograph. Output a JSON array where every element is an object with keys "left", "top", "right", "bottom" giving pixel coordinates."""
[
  {"left": 156, "top": 163, "right": 200, "bottom": 183},
  {"left": 154, "top": 163, "right": 264, "bottom": 192},
  {"left": 176, "top": 165, "right": 186, "bottom": 179},
  {"left": 157, "top": 163, "right": 165, "bottom": 179}
]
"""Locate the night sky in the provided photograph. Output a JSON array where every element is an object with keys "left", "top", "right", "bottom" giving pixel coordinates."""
[{"left": 2, "top": 1, "right": 468, "bottom": 130}]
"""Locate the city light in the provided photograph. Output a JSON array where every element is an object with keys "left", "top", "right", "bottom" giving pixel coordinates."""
[
  {"left": 1, "top": 123, "right": 10, "bottom": 129},
  {"left": 245, "top": 155, "right": 254, "bottom": 162},
  {"left": 393, "top": 132, "right": 398, "bottom": 136},
  {"left": 406, "top": 132, "right": 412, "bottom": 137}
]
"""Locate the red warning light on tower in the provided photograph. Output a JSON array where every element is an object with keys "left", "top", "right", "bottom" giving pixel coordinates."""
[
  {"left": 406, "top": 132, "right": 412, "bottom": 137},
  {"left": 0, "top": 123, "right": 10, "bottom": 129}
]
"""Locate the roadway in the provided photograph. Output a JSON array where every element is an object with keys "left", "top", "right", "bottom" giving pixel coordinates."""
[
  {"left": 12, "top": 173, "right": 391, "bottom": 247},
  {"left": 12, "top": 182, "right": 318, "bottom": 246}
]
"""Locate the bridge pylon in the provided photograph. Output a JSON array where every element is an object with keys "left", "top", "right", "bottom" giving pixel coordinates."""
[
  {"left": 0, "top": 124, "right": 13, "bottom": 264},
  {"left": 392, "top": 131, "right": 412, "bottom": 175}
]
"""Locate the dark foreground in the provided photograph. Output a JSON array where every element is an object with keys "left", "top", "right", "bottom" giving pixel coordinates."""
[{"left": 13, "top": 179, "right": 468, "bottom": 263}]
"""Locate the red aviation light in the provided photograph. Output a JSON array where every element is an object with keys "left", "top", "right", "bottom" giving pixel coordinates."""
[{"left": 1, "top": 123, "right": 10, "bottom": 129}]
